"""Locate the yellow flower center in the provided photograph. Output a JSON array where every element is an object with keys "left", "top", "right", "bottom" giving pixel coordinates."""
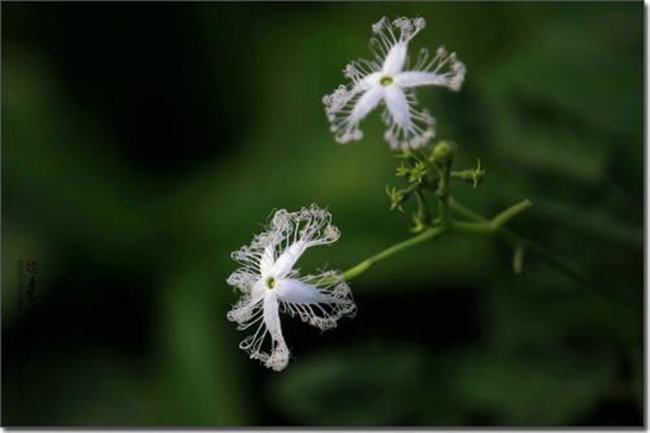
[
  {"left": 266, "top": 276, "right": 276, "bottom": 289},
  {"left": 380, "top": 75, "right": 394, "bottom": 87}
]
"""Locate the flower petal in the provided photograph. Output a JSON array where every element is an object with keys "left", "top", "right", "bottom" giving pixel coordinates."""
[
  {"left": 261, "top": 293, "right": 290, "bottom": 371},
  {"left": 382, "top": 42, "right": 407, "bottom": 75},
  {"left": 236, "top": 292, "right": 290, "bottom": 372},
  {"left": 226, "top": 281, "right": 265, "bottom": 329},
  {"left": 395, "top": 71, "right": 447, "bottom": 87},
  {"left": 370, "top": 17, "right": 425, "bottom": 75},
  {"left": 270, "top": 240, "right": 307, "bottom": 280},
  {"left": 350, "top": 85, "right": 384, "bottom": 123},
  {"left": 382, "top": 85, "right": 435, "bottom": 150},
  {"left": 276, "top": 271, "right": 357, "bottom": 331},
  {"left": 323, "top": 83, "right": 384, "bottom": 144},
  {"left": 276, "top": 278, "right": 328, "bottom": 304},
  {"left": 395, "top": 47, "right": 466, "bottom": 91},
  {"left": 384, "top": 85, "right": 411, "bottom": 129},
  {"left": 259, "top": 244, "right": 276, "bottom": 276},
  {"left": 269, "top": 205, "right": 341, "bottom": 279}
]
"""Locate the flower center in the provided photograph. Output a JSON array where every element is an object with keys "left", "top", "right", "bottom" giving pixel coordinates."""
[
  {"left": 380, "top": 75, "right": 394, "bottom": 87},
  {"left": 266, "top": 276, "right": 276, "bottom": 289}
]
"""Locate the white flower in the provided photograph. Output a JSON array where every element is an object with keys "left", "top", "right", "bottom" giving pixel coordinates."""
[
  {"left": 226, "top": 205, "right": 356, "bottom": 372},
  {"left": 323, "top": 16, "right": 466, "bottom": 150}
]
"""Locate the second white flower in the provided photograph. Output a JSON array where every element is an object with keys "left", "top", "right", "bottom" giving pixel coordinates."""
[{"left": 323, "top": 16, "right": 466, "bottom": 150}]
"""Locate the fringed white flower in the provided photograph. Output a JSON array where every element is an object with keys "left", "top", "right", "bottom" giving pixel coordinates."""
[
  {"left": 226, "top": 205, "right": 357, "bottom": 372},
  {"left": 323, "top": 16, "right": 466, "bottom": 150}
]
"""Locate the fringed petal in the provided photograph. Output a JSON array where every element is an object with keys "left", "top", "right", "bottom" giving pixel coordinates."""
[
  {"left": 395, "top": 46, "right": 466, "bottom": 91},
  {"left": 277, "top": 271, "right": 357, "bottom": 331},
  {"left": 382, "top": 85, "right": 435, "bottom": 150}
]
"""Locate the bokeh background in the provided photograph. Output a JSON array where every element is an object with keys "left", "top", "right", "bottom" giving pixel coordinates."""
[{"left": 2, "top": 2, "right": 644, "bottom": 427}]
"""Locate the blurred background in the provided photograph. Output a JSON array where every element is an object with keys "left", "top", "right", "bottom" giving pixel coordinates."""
[{"left": 2, "top": 2, "right": 644, "bottom": 427}]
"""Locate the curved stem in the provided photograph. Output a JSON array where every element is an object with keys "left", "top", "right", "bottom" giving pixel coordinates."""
[
  {"left": 413, "top": 188, "right": 430, "bottom": 226},
  {"left": 342, "top": 225, "right": 446, "bottom": 281},
  {"left": 449, "top": 197, "right": 589, "bottom": 282},
  {"left": 491, "top": 199, "right": 532, "bottom": 229},
  {"left": 449, "top": 199, "right": 532, "bottom": 234}
]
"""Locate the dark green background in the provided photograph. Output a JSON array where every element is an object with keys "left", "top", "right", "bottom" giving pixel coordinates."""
[{"left": 2, "top": 2, "right": 644, "bottom": 426}]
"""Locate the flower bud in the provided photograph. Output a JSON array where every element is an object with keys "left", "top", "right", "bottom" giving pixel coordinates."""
[{"left": 431, "top": 140, "right": 455, "bottom": 166}]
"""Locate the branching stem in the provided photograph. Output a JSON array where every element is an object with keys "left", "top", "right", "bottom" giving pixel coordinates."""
[
  {"left": 341, "top": 195, "right": 586, "bottom": 283},
  {"left": 449, "top": 198, "right": 589, "bottom": 282}
]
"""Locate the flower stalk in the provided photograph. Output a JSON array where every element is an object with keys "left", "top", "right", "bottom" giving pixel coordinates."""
[{"left": 342, "top": 225, "right": 445, "bottom": 281}]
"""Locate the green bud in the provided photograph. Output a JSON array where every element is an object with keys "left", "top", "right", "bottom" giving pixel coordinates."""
[{"left": 430, "top": 140, "right": 455, "bottom": 166}]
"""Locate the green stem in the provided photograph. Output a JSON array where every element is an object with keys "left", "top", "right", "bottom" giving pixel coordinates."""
[
  {"left": 449, "top": 198, "right": 589, "bottom": 282},
  {"left": 450, "top": 199, "right": 531, "bottom": 234},
  {"left": 342, "top": 225, "right": 446, "bottom": 281},
  {"left": 491, "top": 199, "right": 533, "bottom": 229},
  {"left": 414, "top": 189, "right": 430, "bottom": 224},
  {"left": 513, "top": 244, "right": 525, "bottom": 274},
  {"left": 450, "top": 221, "right": 494, "bottom": 234},
  {"left": 437, "top": 163, "right": 451, "bottom": 224}
]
